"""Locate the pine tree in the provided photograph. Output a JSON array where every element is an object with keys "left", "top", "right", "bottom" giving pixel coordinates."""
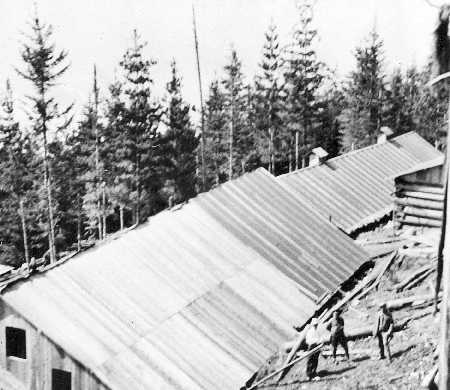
[
  {"left": 0, "top": 81, "right": 35, "bottom": 266},
  {"left": 204, "top": 80, "right": 228, "bottom": 187},
  {"left": 79, "top": 67, "right": 111, "bottom": 239},
  {"left": 104, "top": 78, "right": 130, "bottom": 230},
  {"left": 340, "top": 29, "right": 386, "bottom": 151},
  {"left": 254, "top": 23, "right": 285, "bottom": 174},
  {"left": 161, "top": 61, "right": 198, "bottom": 203},
  {"left": 118, "top": 30, "right": 162, "bottom": 224},
  {"left": 222, "top": 49, "right": 248, "bottom": 178},
  {"left": 284, "top": 1, "right": 324, "bottom": 170},
  {"left": 16, "top": 13, "right": 72, "bottom": 263},
  {"left": 312, "top": 75, "right": 344, "bottom": 159}
]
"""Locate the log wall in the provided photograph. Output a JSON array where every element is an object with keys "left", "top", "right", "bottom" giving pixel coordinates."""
[{"left": 394, "top": 165, "right": 444, "bottom": 231}]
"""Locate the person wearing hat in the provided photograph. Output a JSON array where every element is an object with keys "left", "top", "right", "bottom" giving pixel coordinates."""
[
  {"left": 373, "top": 303, "right": 394, "bottom": 361},
  {"left": 305, "top": 317, "right": 321, "bottom": 380},
  {"left": 328, "top": 310, "right": 349, "bottom": 363}
]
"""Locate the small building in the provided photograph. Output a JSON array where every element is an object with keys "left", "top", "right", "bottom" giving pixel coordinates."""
[
  {"left": 0, "top": 168, "right": 370, "bottom": 390},
  {"left": 393, "top": 157, "right": 445, "bottom": 231}
]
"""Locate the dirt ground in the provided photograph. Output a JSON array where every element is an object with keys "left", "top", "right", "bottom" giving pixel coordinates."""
[{"left": 252, "top": 227, "right": 441, "bottom": 390}]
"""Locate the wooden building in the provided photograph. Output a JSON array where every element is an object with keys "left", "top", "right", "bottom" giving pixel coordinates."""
[
  {"left": 0, "top": 169, "right": 369, "bottom": 390},
  {"left": 393, "top": 157, "right": 445, "bottom": 231}
]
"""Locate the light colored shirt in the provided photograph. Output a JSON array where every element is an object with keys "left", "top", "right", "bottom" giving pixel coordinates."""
[{"left": 305, "top": 325, "right": 320, "bottom": 346}]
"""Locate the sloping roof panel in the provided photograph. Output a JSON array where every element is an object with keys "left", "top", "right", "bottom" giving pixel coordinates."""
[
  {"left": 277, "top": 132, "right": 443, "bottom": 233},
  {"left": 1, "top": 169, "right": 369, "bottom": 390}
]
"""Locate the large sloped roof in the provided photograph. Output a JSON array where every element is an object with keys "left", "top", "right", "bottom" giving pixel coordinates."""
[
  {"left": 277, "top": 132, "right": 443, "bottom": 234},
  {"left": 1, "top": 168, "right": 369, "bottom": 390}
]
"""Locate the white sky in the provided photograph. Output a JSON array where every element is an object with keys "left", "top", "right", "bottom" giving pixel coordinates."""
[{"left": 0, "top": 0, "right": 442, "bottom": 125}]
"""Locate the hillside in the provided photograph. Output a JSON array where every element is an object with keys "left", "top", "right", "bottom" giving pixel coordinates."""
[{"left": 248, "top": 227, "right": 440, "bottom": 390}]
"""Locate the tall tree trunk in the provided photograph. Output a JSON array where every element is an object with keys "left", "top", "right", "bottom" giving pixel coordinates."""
[
  {"left": 18, "top": 197, "right": 30, "bottom": 265},
  {"left": 229, "top": 117, "right": 233, "bottom": 180},
  {"left": 97, "top": 214, "right": 102, "bottom": 240},
  {"left": 270, "top": 128, "right": 275, "bottom": 175},
  {"left": 295, "top": 131, "right": 299, "bottom": 170},
  {"left": 119, "top": 204, "right": 124, "bottom": 231},
  {"left": 289, "top": 152, "right": 292, "bottom": 173},
  {"left": 42, "top": 128, "right": 56, "bottom": 263},
  {"left": 77, "top": 204, "right": 81, "bottom": 252},
  {"left": 102, "top": 182, "right": 106, "bottom": 239},
  {"left": 135, "top": 156, "right": 141, "bottom": 225},
  {"left": 268, "top": 128, "right": 273, "bottom": 174}
]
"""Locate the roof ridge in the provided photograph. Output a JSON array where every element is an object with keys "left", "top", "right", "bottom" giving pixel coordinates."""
[{"left": 278, "top": 131, "right": 418, "bottom": 179}]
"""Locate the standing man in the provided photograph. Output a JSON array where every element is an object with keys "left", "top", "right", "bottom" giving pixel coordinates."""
[
  {"left": 373, "top": 303, "right": 394, "bottom": 362},
  {"left": 305, "top": 318, "right": 321, "bottom": 381},
  {"left": 328, "top": 310, "right": 350, "bottom": 363}
]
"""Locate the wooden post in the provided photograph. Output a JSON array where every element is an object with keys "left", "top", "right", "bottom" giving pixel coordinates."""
[{"left": 439, "top": 98, "right": 450, "bottom": 390}]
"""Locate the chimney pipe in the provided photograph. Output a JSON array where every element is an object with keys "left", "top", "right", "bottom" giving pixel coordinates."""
[
  {"left": 377, "top": 126, "right": 394, "bottom": 144},
  {"left": 309, "top": 147, "right": 329, "bottom": 167}
]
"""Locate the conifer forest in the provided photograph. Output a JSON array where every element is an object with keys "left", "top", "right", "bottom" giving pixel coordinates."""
[{"left": 0, "top": 3, "right": 448, "bottom": 267}]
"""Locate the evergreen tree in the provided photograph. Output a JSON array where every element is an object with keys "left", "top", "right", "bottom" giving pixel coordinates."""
[
  {"left": 222, "top": 49, "right": 248, "bottom": 178},
  {"left": 161, "top": 61, "right": 198, "bottom": 203},
  {"left": 254, "top": 23, "right": 285, "bottom": 174},
  {"left": 340, "top": 30, "right": 386, "bottom": 151},
  {"left": 103, "top": 78, "right": 130, "bottom": 230},
  {"left": 79, "top": 67, "right": 111, "bottom": 239},
  {"left": 0, "top": 81, "right": 35, "bottom": 266},
  {"left": 284, "top": 1, "right": 324, "bottom": 170},
  {"left": 314, "top": 83, "right": 343, "bottom": 158},
  {"left": 204, "top": 80, "right": 228, "bottom": 187},
  {"left": 414, "top": 63, "right": 450, "bottom": 148},
  {"left": 17, "top": 13, "right": 72, "bottom": 262},
  {"left": 118, "top": 30, "right": 162, "bottom": 223}
]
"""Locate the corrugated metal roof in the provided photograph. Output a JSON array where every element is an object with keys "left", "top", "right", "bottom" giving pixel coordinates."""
[
  {"left": 277, "top": 132, "right": 443, "bottom": 234},
  {"left": 0, "top": 168, "right": 369, "bottom": 390},
  {"left": 0, "top": 264, "right": 13, "bottom": 276}
]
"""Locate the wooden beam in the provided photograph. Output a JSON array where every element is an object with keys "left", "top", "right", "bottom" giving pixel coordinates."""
[
  {"left": 395, "top": 198, "right": 444, "bottom": 211},
  {"left": 399, "top": 190, "right": 445, "bottom": 202},
  {"left": 397, "top": 207, "right": 443, "bottom": 220},
  {"left": 247, "top": 344, "right": 323, "bottom": 390},
  {"left": 399, "top": 216, "right": 442, "bottom": 228},
  {"left": 397, "top": 183, "right": 445, "bottom": 195}
]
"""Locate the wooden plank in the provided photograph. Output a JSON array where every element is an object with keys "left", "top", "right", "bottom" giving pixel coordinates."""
[{"left": 248, "top": 344, "right": 323, "bottom": 390}]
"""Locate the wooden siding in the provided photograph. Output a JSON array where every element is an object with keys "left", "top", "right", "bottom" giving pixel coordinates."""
[
  {"left": 394, "top": 165, "right": 444, "bottom": 230},
  {"left": 0, "top": 299, "right": 109, "bottom": 390}
]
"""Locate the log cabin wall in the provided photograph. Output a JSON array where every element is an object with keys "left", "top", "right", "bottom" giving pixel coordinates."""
[
  {"left": 0, "top": 298, "right": 109, "bottom": 390},
  {"left": 394, "top": 165, "right": 444, "bottom": 231}
]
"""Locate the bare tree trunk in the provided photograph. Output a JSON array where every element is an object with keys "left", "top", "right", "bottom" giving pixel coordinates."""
[
  {"left": 18, "top": 198, "right": 30, "bottom": 265},
  {"left": 289, "top": 152, "right": 292, "bottom": 173},
  {"left": 119, "top": 204, "right": 124, "bottom": 231},
  {"left": 270, "top": 128, "right": 275, "bottom": 174},
  {"left": 97, "top": 214, "right": 102, "bottom": 240},
  {"left": 268, "top": 128, "right": 273, "bottom": 174},
  {"left": 295, "top": 131, "right": 299, "bottom": 170},
  {"left": 43, "top": 129, "right": 56, "bottom": 263},
  {"left": 135, "top": 156, "right": 141, "bottom": 225},
  {"left": 102, "top": 182, "right": 106, "bottom": 239},
  {"left": 77, "top": 208, "right": 81, "bottom": 252},
  {"left": 229, "top": 118, "right": 233, "bottom": 180},
  {"left": 241, "top": 160, "right": 245, "bottom": 175}
]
